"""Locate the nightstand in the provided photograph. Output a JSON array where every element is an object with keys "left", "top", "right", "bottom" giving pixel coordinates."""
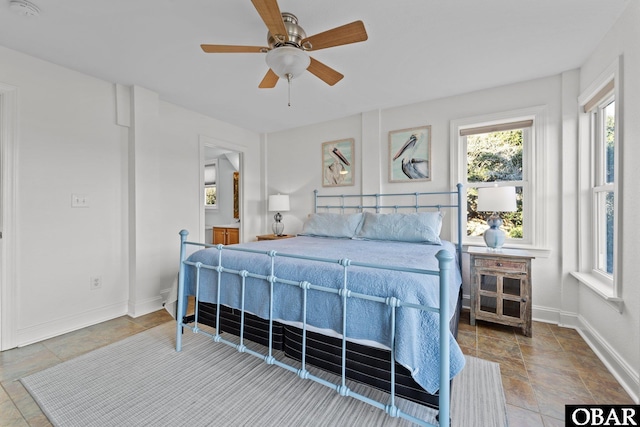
[
  {"left": 256, "top": 234, "right": 295, "bottom": 241},
  {"left": 467, "top": 247, "right": 535, "bottom": 336}
]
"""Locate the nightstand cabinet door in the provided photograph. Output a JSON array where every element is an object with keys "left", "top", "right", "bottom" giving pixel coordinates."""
[{"left": 470, "top": 251, "right": 533, "bottom": 337}]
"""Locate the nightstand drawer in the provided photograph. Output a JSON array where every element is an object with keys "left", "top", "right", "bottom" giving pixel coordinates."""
[{"left": 474, "top": 258, "right": 526, "bottom": 273}]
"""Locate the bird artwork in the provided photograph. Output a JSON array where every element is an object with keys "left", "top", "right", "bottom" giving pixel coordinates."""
[
  {"left": 322, "top": 140, "right": 354, "bottom": 186},
  {"left": 325, "top": 147, "right": 350, "bottom": 184},
  {"left": 392, "top": 131, "right": 429, "bottom": 180}
]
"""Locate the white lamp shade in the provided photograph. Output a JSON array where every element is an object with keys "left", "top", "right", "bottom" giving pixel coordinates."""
[
  {"left": 477, "top": 186, "right": 517, "bottom": 212},
  {"left": 265, "top": 46, "right": 310, "bottom": 79},
  {"left": 268, "top": 194, "right": 290, "bottom": 212}
]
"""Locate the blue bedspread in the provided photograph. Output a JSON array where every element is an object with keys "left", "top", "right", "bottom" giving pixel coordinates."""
[{"left": 182, "top": 236, "right": 465, "bottom": 394}]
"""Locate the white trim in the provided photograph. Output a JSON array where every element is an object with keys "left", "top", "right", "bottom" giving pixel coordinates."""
[
  {"left": 576, "top": 55, "right": 622, "bottom": 301},
  {"left": 16, "top": 300, "right": 128, "bottom": 347},
  {"left": 577, "top": 314, "right": 639, "bottom": 404},
  {"left": 531, "top": 305, "right": 638, "bottom": 403},
  {"left": 578, "top": 58, "right": 619, "bottom": 107},
  {"left": 449, "top": 105, "right": 548, "bottom": 250},
  {"left": 0, "top": 83, "right": 18, "bottom": 351},
  {"left": 570, "top": 272, "right": 623, "bottom": 313},
  {"left": 199, "top": 135, "right": 246, "bottom": 243},
  {"left": 127, "top": 294, "right": 165, "bottom": 319}
]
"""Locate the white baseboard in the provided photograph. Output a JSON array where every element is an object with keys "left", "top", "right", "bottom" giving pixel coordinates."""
[
  {"left": 512, "top": 305, "right": 638, "bottom": 403},
  {"left": 127, "top": 295, "right": 165, "bottom": 318},
  {"left": 17, "top": 301, "right": 128, "bottom": 347},
  {"left": 532, "top": 305, "right": 560, "bottom": 324},
  {"left": 577, "top": 315, "right": 640, "bottom": 404}
]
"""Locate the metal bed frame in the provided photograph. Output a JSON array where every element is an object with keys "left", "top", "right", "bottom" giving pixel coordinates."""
[{"left": 176, "top": 184, "right": 463, "bottom": 427}]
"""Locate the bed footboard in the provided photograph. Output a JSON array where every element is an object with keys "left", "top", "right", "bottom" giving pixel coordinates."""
[{"left": 176, "top": 230, "right": 456, "bottom": 427}]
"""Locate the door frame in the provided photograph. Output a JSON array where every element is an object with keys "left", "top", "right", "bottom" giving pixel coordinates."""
[
  {"left": 199, "top": 135, "right": 245, "bottom": 244},
  {"left": 0, "top": 83, "right": 18, "bottom": 350}
]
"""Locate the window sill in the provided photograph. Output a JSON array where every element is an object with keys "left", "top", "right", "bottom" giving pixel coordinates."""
[{"left": 571, "top": 271, "right": 623, "bottom": 313}]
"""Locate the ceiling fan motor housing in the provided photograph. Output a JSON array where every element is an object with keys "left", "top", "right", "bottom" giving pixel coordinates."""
[{"left": 267, "top": 13, "right": 307, "bottom": 48}]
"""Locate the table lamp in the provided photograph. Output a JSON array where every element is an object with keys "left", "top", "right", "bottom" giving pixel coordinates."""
[
  {"left": 268, "top": 194, "right": 290, "bottom": 236},
  {"left": 476, "top": 186, "right": 517, "bottom": 250}
]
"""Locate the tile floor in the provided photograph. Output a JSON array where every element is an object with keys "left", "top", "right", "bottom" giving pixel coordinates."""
[
  {"left": 0, "top": 308, "right": 634, "bottom": 426},
  {"left": 457, "top": 310, "right": 634, "bottom": 426}
]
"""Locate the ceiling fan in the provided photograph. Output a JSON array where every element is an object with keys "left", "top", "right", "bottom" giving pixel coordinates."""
[{"left": 200, "top": 0, "right": 368, "bottom": 91}]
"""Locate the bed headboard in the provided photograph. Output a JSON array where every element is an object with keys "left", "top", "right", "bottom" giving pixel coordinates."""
[{"left": 313, "top": 183, "right": 464, "bottom": 269}]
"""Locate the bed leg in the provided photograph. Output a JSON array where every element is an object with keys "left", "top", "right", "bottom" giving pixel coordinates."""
[{"left": 436, "top": 413, "right": 451, "bottom": 426}]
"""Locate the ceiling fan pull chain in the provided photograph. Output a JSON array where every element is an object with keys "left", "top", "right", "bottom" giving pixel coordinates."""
[{"left": 287, "top": 73, "right": 292, "bottom": 107}]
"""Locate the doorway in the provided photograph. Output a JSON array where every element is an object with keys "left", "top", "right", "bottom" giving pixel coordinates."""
[{"left": 199, "top": 137, "right": 244, "bottom": 244}]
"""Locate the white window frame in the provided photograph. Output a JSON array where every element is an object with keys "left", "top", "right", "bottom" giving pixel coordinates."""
[
  {"left": 592, "top": 95, "right": 615, "bottom": 281},
  {"left": 574, "top": 57, "right": 622, "bottom": 307},
  {"left": 204, "top": 160, "right": 218, "bottom": 210},
  {"left": 450, "top": 106, "right": 548, "bottom": 252}
]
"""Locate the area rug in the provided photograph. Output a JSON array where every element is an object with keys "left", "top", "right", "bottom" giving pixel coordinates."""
[{"left": 21, "top": 322, "right": 507, "bottom": 426}]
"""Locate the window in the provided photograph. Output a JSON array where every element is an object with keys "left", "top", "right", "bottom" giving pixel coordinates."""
[
  {"left": 584, "top": 82, "right": 617, "bottom": 286},
  {"left": 452, "top": 107, "right": 547, "bottom": 250},
  {"left": 452, "top": 108, "right": 545, "bottom": 249},
  {"left": 204, "top": 161, "right": 218, "bottom": 209},
  {"left": 463, "top": 123, "right": 529, "bottom": 243},
  {"left": 593, "top": 98, "right": 615, "bottom": 277},
  {"left": 574, "top": 56, "right": 621, "bottom": 304}
]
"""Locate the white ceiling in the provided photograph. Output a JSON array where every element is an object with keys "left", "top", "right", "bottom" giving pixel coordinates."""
[{"left": 0, "top": 0, "right": 629, "bottom": 133}]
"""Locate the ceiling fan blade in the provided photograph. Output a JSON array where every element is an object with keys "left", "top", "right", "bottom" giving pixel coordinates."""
[
  {"left": 259, "top": 69, "right": 279, "bottom": 88},
  {"left": 201, "top": 44, "right": 267, "bottom": 53},
  {"left": 307, "top": 57, "right": 344, "bottom": 86},
  {"left": 301, "top": 21, "right": 368, "bottom": 51},
  {"left": 251, "top": 0, "right": 288, "bottom": 42}
]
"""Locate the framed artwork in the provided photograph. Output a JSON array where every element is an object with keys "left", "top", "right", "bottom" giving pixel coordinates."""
[
  {"left": 322, "top": 138, "right": 354, "bottom": 187},
  {"left": 389, "top": 125, "right": 431, "bottom": 182},
  {"left": 233, "top": 171, "right": 239, "bottom": 219}
]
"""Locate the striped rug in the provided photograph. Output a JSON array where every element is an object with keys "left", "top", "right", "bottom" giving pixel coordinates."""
[{"left": 21, "top": 322, "right": 507, "bottom": 426}]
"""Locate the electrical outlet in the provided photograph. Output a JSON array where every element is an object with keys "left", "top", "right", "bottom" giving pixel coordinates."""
[
  {"left": 90, "top": 275, "right": 102, "bottom": 290},
  {"left": 71, "top": 194, "right": 89, "bottom": 208}
]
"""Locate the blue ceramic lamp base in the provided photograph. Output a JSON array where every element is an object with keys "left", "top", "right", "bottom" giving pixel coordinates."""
[{"left": 483, "top": 214, "right": 506, "bottom": 250}]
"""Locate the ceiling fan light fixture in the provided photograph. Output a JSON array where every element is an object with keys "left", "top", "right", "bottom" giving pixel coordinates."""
[
  {"left": 9, "top": 0, "right": 40, "bottom": 16},
  {"left": 265, "top": 46, "right": 310, "bottom": 80}
]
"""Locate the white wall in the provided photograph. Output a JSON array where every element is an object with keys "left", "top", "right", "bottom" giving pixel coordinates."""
[
  {"left": 265, "top": 10, "right": 640, "bottom": 399},
  {"left": 1, "top": 1, "right": 637, "bottom": 401},
  {"left": 0, "top": 46, "right": 129, "bottom": 345},
  {"left": 125, "top": 86, "right": 261, "bottom": 317},
  {"left": 572, "top": 0, "right": 640, "bottom": 402},
  {"left": 0, "top": 45, "right": 261, "bottom": 347},
  {"left": 267, "top": 74, "right": 564, "bottom": 317}
]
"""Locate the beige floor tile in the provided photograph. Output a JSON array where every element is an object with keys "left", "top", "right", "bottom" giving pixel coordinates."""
[
  {"left": 0, "top": 394, "right": 29, "bottom": 427},
  {"left": 0, "top": 344, "right": 61, "bottom": 382},
  {"left": 541, "top": 415, "right": 565, "bottom": 427},
  {"left": 0, "top": 307, "right": 632, "bottom": 426},
  {"left": 506, "top": 404, "right": 545, "bottom": 427},
  {"left": 129, "top": 310, "right": 173, "bottom": 329},
  {"left": 502, "top": 374, "right": 539, "bottom": 412}
]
